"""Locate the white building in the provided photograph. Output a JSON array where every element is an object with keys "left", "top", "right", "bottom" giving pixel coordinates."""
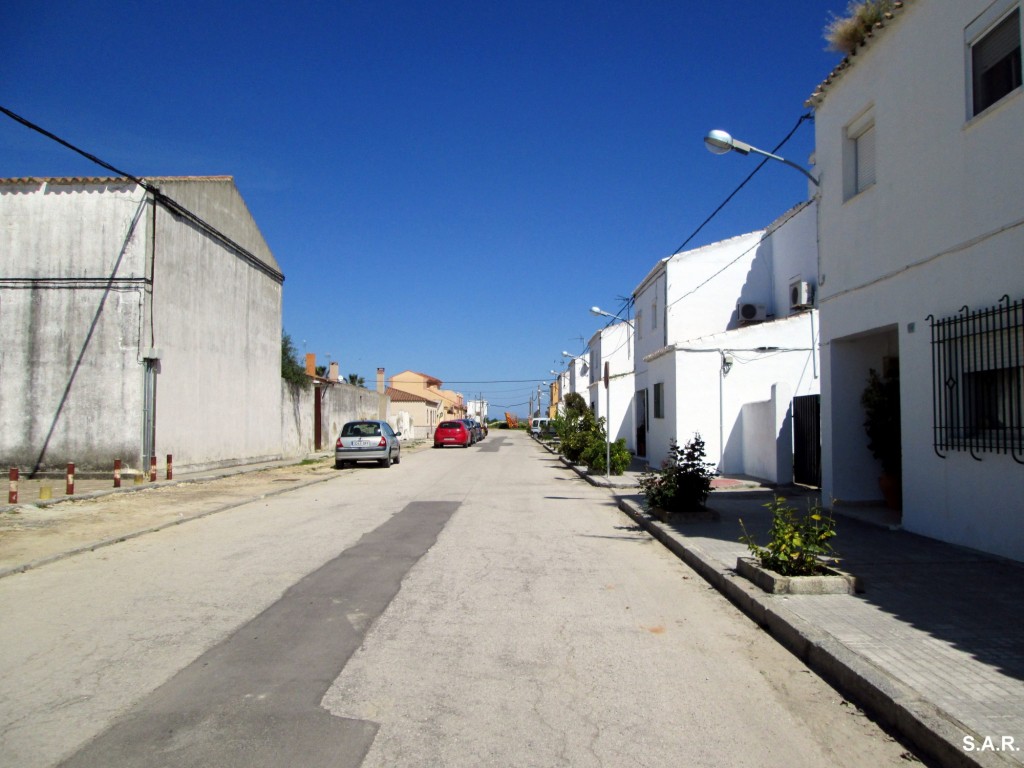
[
  {"left": 561, "top": 355, "right": 591, "bottom": 412},
  {"left": 810, "top": 0, "right": 1024, "bottom": 561},
  {"left": 587, "top": 321, "right": 635, "bottom": 449},
  {"left": 632, "top": 203, "right": 820, "bottom": 482}
]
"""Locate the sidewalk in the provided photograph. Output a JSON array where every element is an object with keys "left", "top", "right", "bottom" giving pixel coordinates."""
[{"left": 565, "top": 454, "right": 1024, "bottom": 768}]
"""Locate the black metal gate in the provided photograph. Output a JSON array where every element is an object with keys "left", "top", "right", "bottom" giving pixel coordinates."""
[{"left": 793, "top": 394, "right": 821, "bottom": 487}]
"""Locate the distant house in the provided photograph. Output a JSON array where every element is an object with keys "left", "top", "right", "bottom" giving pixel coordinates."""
[
  {"left": 587, "top": 322, "right": 634, "bottom": 450},
  {"left": 0, "top": 176, "right": 284, "bottom": 474},
  {"left": 386, "top": 386, "right": 441, "bottom": 440},
  {"left": 631, "top": 202, "right": 820, "bottom": 483},
  {"left": 388, "top": 370, "right": 465, "bottom": 434},
  {"left": 809, "top": 0, "right": 1024, "bottom": 560}
]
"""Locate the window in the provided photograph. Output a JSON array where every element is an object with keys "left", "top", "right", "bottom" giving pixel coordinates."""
[
  {"left": 970, "top": 7, "right": 1022, "bottom": 116},
  {"left": 843, "top": 108, "right": 875, "bottom": 200},
  {"left": 930, "top": 296, "right": 1024, "bottom": 458},
  {"left": 653, "top": 383, "right": 665, "bottom": 419},
  {"left": 652, "top": 296, "right": 658, "bottom": 330},
  {"left": 636, "top": 309, "right": 644, "bottom": 341}
]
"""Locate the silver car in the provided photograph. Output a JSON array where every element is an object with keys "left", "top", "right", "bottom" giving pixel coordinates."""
[{"left": 335, "top": 420, "right": 401, "bottom": 468}]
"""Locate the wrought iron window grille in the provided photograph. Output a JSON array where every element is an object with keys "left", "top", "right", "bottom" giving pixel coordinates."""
[{"left": 928, "top": 295, "right": 1024, "bottom": 463}]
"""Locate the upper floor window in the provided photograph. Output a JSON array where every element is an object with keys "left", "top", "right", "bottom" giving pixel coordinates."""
[
  {"left": 843, "top": 108, "right": 875, "bottom": 200},
  {"left": 968, "top": 4, "right": 1022, "bottom": 117}
]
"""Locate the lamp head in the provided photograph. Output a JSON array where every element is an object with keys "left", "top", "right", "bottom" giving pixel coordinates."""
[
  {"left": 704, "top": 129, "right": 734, "bottom": 155},
  {"left": 590, "top": 306, "right": 603, "bottom": 316},
  {"left": 704, "top": 129, "right": 752, "bottom": 156}
]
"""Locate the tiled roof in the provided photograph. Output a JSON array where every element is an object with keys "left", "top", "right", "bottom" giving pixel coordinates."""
[
  {"left": 386, "top": 386, "right": 439, "bottom": 406},
  {"left": 806, "top": 0, "right": 912, "bottom": 108},
  {"left": 0, "top": 175, "right": 234, "bottom": 185}
]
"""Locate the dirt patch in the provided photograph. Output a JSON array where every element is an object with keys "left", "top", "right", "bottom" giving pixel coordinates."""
[{"left": 0, "top": 461, "right": 338, "bottom": 575}]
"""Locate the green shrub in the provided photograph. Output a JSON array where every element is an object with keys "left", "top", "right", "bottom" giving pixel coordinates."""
[
  {"left": 583, "top": 437, "right": 631, "bottom": 475},
  {"left": 739, "top": 496, "right": 838, "bottom": 576},
  {"left": 638, "top": 434, "right": 715, "bottom": 513},
  {"left": 281, "top": 333, "right": 309, "bottom": 388}
]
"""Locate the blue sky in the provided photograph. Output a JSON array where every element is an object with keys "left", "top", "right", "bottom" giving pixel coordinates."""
[{"left": 2, "top": 2, "right": 849, "bottom": 416}]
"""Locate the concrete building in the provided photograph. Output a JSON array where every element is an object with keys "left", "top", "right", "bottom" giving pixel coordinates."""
[
  {"left": 388, "top": 370, "right": 465, "bottom": 434},
  {"left": 0, "top": 176, "right": 284, "bottom": 474},
  {"left": 587, "top": 321, "right": 635, "bottom": 450},
  {"left": 632, "top": 202, "right": 820, "bottom": 482},
  {"left": 809, "top": 0, "right": 1024, "bottom": 560}
]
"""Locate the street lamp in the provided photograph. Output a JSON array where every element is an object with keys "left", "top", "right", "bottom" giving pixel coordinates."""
[
  {"left": 704, "top": 129, "right": 818, "bottom": 187},
  {"left": 590, "top": 306, "right": 635, "bottom": 327}
]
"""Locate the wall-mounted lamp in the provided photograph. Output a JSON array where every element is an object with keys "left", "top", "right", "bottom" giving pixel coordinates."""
[
  {"left": 704, "top": 129, "right": 819, "bottom": 187},
  {"left": 721, "top": 354, "right": 734, "bottom": 376}
]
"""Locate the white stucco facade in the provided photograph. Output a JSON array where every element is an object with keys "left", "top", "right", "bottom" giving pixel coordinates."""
[
  {"left": 586, "top": 322, "right": 634, "bottom": 450},
  {"left": 633, "top": 204, "right": 820, "bottom": 480},
  {"left": 811, "top": 0, "right": 1024, "bottom": 561}
]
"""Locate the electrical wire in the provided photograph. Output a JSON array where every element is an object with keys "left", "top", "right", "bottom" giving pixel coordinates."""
[
  {"left": 670, "top": 114, "right": 814, "bottom": 256},
  {"left": 0, "top": 105, "right": 283, "bottom": 282}
]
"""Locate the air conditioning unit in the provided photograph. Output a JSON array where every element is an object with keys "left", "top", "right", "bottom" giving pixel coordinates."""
[
  {"left": 789, "top": 279, "right": 813, "bottom": 310},
  {"left": 737, "top": 302, "right": 767, "bottom": 324}
]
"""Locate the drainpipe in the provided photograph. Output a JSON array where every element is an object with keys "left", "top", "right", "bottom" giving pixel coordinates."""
[{"left": 377, "top": 368, "right": 386, "bottom": 420}]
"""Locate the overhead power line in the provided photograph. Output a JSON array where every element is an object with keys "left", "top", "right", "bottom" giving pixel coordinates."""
[{"left": 0, "top": 105, "right": 283, "bottom": 282}]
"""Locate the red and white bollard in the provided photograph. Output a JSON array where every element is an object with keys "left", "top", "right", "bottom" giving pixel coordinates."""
[
  {"left": 149, "top": 456, "right": 157, "bottom": 482},
  {"left": 166, "top": 454, "right": 173, "bottom": 481},
  {"left": 114, "top": 459, "right": 122, "bottom": 488},
  {"left": 8, "top": 467, "right": 18, "bottom": 505},
  {"left": 66, "top": 462, "right": 75, "bottom": 495}
]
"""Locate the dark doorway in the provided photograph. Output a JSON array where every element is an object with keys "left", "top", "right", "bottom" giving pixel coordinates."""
[{"left": 793, "top": 394, "right": 821, "bottom": 487}]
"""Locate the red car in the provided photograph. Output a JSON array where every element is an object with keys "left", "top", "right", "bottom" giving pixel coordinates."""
[{"left": 434, "top": 420, "right": 472, "bottom": 448}]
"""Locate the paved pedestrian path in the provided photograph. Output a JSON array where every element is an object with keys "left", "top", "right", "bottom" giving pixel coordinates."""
[{"left": 563, "top": 452, "right": 1024, "bottom": 768}]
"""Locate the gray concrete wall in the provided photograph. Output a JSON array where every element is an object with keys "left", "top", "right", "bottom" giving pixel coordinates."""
[
  {"left": 281, "top": 381, "right": 385, "bottom": 458},
  {"left": 0, "top": 179, "right": 151, "bottom": 471},
  {"left": 149, "top": 178, "right": 283, "bottom": 471},
  {"left": 0, "top": 177, "right": 285, "bottom": 474}
]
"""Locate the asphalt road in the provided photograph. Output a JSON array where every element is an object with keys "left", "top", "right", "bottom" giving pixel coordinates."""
[{"left": 0, "top": 431, "right": 921, "bottom": 767}]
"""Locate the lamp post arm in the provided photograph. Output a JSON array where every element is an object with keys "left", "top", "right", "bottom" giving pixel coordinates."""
[{"left": 746, "top": 145, "right": 819, "bottom": 186}]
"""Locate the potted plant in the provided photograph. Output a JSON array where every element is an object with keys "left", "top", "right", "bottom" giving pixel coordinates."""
[{"left": 861, "top": 368, "right": 901, "bottom": 509}]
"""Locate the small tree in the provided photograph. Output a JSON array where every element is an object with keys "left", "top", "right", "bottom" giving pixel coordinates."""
[
  {"left": 638, "top": 434, "right": 716, "bottom": 513},
  {"left": 281, "top": 333, "right": 309, "bottom": 388},
  {"left": 346, "top": 373, "right": 366, "bottom": 388},
  {"left": 739, "top": 496, "right": 838, "bottom": 576}
]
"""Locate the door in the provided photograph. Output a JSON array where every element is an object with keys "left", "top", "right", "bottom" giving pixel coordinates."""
[
  {"left": 635, "top": 389, "right": 648, "bottom": 458},
  {"left": 792, "top": 394, "right": 821, "bottom": 487}
]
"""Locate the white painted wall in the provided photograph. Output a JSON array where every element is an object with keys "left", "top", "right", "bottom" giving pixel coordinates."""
[
  {"left": 813, "top": 0, "right": 1024, "bottom": 560},
  {"left": 586, "top": 321, "right": 634, "bottom": 450},
  {"left": 634, "top": 204, "right": 820, "bottom": 474}
]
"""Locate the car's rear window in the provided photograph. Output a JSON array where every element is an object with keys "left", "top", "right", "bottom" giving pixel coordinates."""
[
  {"left": 342, "top": 422, "right": 382, "bottom": 437},
  {"left": 438, "top": 421, "right": 462, "bottom": 430}
]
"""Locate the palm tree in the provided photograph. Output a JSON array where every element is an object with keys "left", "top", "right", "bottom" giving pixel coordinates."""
[{"left": 346, "top": 373, "right": 366, "bottom": 388}]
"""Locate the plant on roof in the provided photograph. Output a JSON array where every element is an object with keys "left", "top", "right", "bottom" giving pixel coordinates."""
[{"left": 824, "top": 0, "right": 895, "bottom": 55}]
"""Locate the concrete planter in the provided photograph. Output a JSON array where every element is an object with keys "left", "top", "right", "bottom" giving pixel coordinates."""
[
  {"left": 650, "top": 506, "right": 720, "bottom": 524},
  {"left": 736, "top": 556, "right": 861, "bottom": 595}
]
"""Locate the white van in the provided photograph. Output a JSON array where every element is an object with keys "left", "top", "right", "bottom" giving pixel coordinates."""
[{"left": 530, "top": 417, "right": 550, "bottom": 436}]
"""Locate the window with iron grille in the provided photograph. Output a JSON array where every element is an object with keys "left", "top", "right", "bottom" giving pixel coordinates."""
[{"left": 929, "top": 295, "right": 1024, "bottom": 462}]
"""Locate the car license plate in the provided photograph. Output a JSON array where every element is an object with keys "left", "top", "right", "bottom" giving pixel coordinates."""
[
  {"left": 444, "top": 437, "right": 454, "bottom": 442},
  {"left": 352, "top": 439, "right": 369, "bottom": 447}
]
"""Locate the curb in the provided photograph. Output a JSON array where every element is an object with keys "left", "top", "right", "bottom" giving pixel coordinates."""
[{"left": 612, "top": 494, "right": 1016, "bottom": 768}]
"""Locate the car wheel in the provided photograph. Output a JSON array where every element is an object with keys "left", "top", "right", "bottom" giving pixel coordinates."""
[
  {"left": 334, "top": 460, "right": 344, "bottom": 469},
  {"left": 394, "top": 451, "right": 401, "bottom": 465},
  {"left": 379, "top": 454, "right": 392, "bottom": 468}
]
